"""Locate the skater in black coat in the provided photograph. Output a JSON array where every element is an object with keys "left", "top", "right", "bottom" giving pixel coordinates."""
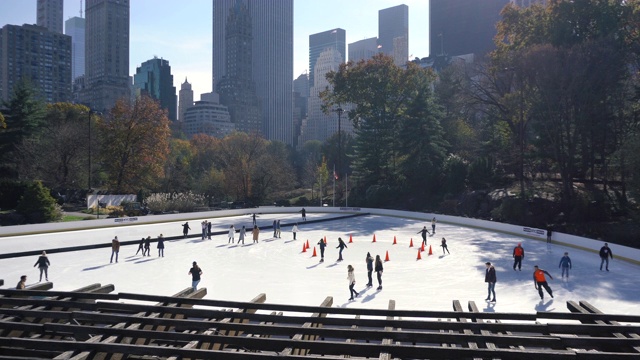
[
  {"left": 157, "top": 234, "right": 165, "bottom": 257},
  {"left": 182, "top": 222, "right": 191, "bottom": 238},
  {"left": 365, "top": 252, "right": 374, "bottom": 287},
  {"left": 485, "top": 262, "right": 496, "bottom": 302},
  {"left": 417, "top": 226, "right": 430, "bottom": 246},
  {"left": 317, "top": 238, "right": 326, "bottom": 262},
  {"left": 374, "top": 255, "right": 384, "bottom": 290},
  {"left": 143, "top": 236, "right": 151, "bottom": 256},
  {"left": 599, "top": 243, "right": 613, "bottom": 271},
  {"left": 336, "top": 237, "right": 347, "bottom": 261},
  {"left": 441, "top": 237, "right": 450, "bottom": 255},
  {"left": 33, "top": 251, "right": 50, "bottom": 282},
  {"left": 135, "top": 238, "right": 144, "bottom": 255}
]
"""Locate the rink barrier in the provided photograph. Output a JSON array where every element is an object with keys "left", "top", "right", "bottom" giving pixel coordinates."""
[
  {"left": 0, "top": 212, "right": 369, "bottom": 260},
  {"left": 0, "top": 206, "right": 638, "bottom": 266}
]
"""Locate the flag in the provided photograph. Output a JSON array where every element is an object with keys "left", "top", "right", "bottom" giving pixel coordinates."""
[{"left": 334, "top": 169, "right": 339, "bottom": 180}]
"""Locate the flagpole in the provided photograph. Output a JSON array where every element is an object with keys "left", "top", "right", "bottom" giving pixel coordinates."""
[{"left": 332, "top": 164, "right": 336, "bottom": 207}]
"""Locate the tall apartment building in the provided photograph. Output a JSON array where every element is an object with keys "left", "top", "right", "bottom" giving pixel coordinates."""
[
  {"left": 348, "top": 37, "right": 378, "bottom": 64},
  {"left": 65, "top": 16, "right": 85, "bottom": 82},
  {"left": 216, "top": 1, "right": 262, "bottom": 134},
  {"left": 212, "top": 0, "right": 293, "bottom": 144},
  {"left": 292, "top": 73, "right": 309, "bottom": 149},
  {"left": 179, "top": 78, "right": 193, "bottom": 122},
  {"left": 133, "top": 57, "right": 177, "bottom": 121},
  {"left": 378, "top": 4, "right": 408, "bottom": 66},
  {"left": 308, "top": 28, "right": 345, "bottom": 89},
  {"left": 84, "top": 0, "right": 130, "bottom": 112},
  {"left": 0, "top": 24, "right": 71, "bottom": 103},
  {"left": 37, "top": 0, "right": 63, "bottom": 34},
  {"left": 182, "top": 92, "right": 235, "bottom": 139},
  {"left": 429, "top": 0, "right": 509, "bottom": 58}
]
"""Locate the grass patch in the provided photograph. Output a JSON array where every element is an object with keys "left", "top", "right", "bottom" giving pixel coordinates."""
[{"left": 62, "top": 215, "right": 94, "bottom": 222}]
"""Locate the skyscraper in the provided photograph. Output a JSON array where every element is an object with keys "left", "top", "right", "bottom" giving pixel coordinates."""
[
  {"left": 430, "top": 0, "right": 509, "bottom": 58},
  {"left": 308, "top": 28, "right": 345, "bottom": 89},
  {"left": 378, "top": 4, "right": 408, "bottom": 65},
  {"left": 84, "top": 0, "right": 130, "bottom": 112},
  {"left": 0, "top": 24, "right": 71, "bottom": 103},
  {"left": 65, "top": 16, "right": 85, "bottom": 82},
  {"left": 37, "top": 0, "right": 63, "bottom": 34},
  {"left": 212, "top": 0, "right": 293, "bottom": 144},
  {"left": 348, "top": 37, "right": 378, "bottom": 64},
  {"left": 179, "top": 78, "right": 193, "bottom": 122},
  {"left": 133, "top": 57, "right": 177, "bottom": 122},
  {"left": 216, "top": 1, "right": 261, "bottom": 134}
]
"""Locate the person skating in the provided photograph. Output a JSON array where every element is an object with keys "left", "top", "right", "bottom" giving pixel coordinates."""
[
  {"left": 301, "top": 207, "right": 306, "bottom": 221},
  {"left": 599, "top": 243, "right": 613, "bottom": 271},
  {"left": 374, "top": 255, "right": 384, "bottom": 290},
  {"left": 252, "top": 225, "right": 260, "bottom": 244},
  {"left": 365, "top": 252, "right": 374, "bottom": 287},
  {"left": 317, "top": 238, "right": 326, "bottom": 262},
  {"left": 201, "top": 221, "right": 207, "bottom": 240},
  {"left": 417, "top": 226, "right": 430, "bottom": 247},
  {"left": 238, "top": 225, "right": 246, "bottom": 245},
  {"left": 431, "top": 217, "right": 437, "bottom": 234},
  {"left": 276, "top": 220, "right": 282, "bottom": 238},
  {"left": 33, "top": 251, "right": 50, "bottom": 282},
  {"left": 135, "top": 237, "right": 145, "bottom": 255},
  {"left": 228, "top": 225, "right": 235, "bottom": 243},
  {"left": 513, "top": 243, "right": 525, "bottom": 271},
  {"left": 188, "top": 261, "right": 202, "bottom": 291},
  {"left": 292, "top": 223, "right": 299, "bottom": 240},
  {"left": 533, "top": 265, "right": 554, "bottom": 300},
  {"left": 207, "top": 221, "right": 212, "bottom": 240},
  {"left": 272, "top": 220, "right": 277, "bottom": 238},
  {"left": 559, "top": 252, "right": 572, "bottom": 278},
  {"left": 16, "top": 275, "right": 27, "bottom": 290},
  {"left": 484, "top": 262, "right": 496, "bottom": 302},
  {"left": 252, "top": 213, "right": 257, "bottom": 226},
  {"left": 347, "top": 265, "right": 359, "bottom": 301},
  {"left": 182, "top": 222, "right": 191, "bottom": 239},
  {"left": 157, "top": 234, "right": 165, "bottom": 257},
  {"left": 110, "top": 236, "right": 120, "bottom": 263},
  {"left": 546, "top": 226, "right": 553, "bottom": 244},
  {"left": 143, "top": 236, "right": 151, "bottom": 256},
  {"left": 441, "top": 237, "right": 450, "bottom": 255},
  {"left": 336, "top": 237, "right": 347, "bottom": 261}
]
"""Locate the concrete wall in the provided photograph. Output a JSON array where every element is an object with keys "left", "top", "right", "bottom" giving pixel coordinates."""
[{"left": 1, "top": 206, "right": 638, "bottom": 265}]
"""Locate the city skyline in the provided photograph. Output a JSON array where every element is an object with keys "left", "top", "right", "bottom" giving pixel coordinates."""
[{"left": 0, "top": 0, "right": 429, "bottom": 99}]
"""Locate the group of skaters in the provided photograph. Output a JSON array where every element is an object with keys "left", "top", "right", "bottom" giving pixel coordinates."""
[
  {"left": 344, "top": 252, "right": 385, "bottom": 300},
  {"left": 484, "top": 242, "right": 616, "bottom": 302}
]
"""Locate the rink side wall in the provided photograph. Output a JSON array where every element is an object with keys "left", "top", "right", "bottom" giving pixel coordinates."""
[{"left": 1, "top": 206, "right": 638, "bottom": 266}]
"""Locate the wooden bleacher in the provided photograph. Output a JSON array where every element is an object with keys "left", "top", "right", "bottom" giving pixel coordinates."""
[{"left": 0, "top": 286, "right": 639, "bottom": 359}]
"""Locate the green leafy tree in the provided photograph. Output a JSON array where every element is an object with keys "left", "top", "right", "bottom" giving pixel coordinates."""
[
  {"left": 97, "top": 96, "right": 171, "bottom": 193},
  {"left": 16, "top": 180, "right": 62, "bottom": 223}
]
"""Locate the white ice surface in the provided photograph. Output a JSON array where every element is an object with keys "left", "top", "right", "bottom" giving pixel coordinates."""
[{"left": 1, "top": 213, "right": 638, "bottom": 315}]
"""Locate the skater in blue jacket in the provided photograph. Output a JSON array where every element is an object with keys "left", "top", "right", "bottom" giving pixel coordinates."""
[{"left": 558, "top": 252, "right": 572, "bottom": 278}]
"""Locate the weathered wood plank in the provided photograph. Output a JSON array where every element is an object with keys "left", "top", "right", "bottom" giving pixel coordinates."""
[{"left": 281, "top": 296, "right": 333, "bottom": 356}]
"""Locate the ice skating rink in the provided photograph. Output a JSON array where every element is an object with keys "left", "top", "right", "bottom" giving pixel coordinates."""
[{"left": 1, "top": 212, "right": 639, "bottom": 315}]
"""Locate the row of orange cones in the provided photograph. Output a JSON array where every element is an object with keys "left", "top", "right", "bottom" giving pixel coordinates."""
[
  {"left": 301, "top": 235, "right": 430, "bottom": 248},
  {"left": 301, "top": 238, "right": 434, "bottom": 260}
]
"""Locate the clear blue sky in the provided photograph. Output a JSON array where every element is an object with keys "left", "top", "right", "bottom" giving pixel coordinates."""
[{"left": 0, "top": 0, "right": 429, "bottom": 98}]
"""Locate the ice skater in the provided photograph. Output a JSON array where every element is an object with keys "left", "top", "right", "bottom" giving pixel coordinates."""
[
  {"left": 252, "top": 225, "right": 260, "bottom": 243},
  {"left": 431, "top": 217, "right": 437, "bottom": 234},
  {"left": 317, "top": 238, "right": 326, "bottom": 262},
  {"left": 484, "top": 262, "right": 496, "bottom": 302},
  {"left": 347, "top": 265, "right": 359, "bottom": 301},
  {"left": 599, "top": 243, "right": 613, "bottom": 271},
  {"left": 533, "top": 265, "right": 554, "bottom": 300},
  {"left": 559, "top": 252, "right": 572, "bottom": 278},
  {"left": 188, "top": 261, "right": 202, "bottom": 291},
  {"left": 300, "top": 207, "right": 306, "bottom": 221},
  {"left": 228, "top": 225, "right": 235, "bottom": 243},
  {"left": 135, "top": 237, "right": 145, "bottom": 255},
  {"left": 272, "top": 220, "right": 277, "bottom": 238},
  {"left": 252, "top": 213, "right": 257, "bottom": 226},
  {"left": 513, "top": 243, "right": 525, "bottom": 271},
  {"left": 375, "top": 255, "right": 384, "bottom": 290},
  {"left": 336, "top": 237, "right": 348, "bottom": 261},
  {"left": 417, "top": 226, "right": 430, "bottom": 247},
  {"left": 238, "top": 225, "right": 246, "bottom": 245},
  {"left": 276, "top": 220, "right": 281, "bottom": 238},
  {"left": 143, "top": 236, "right": 151, "bottom": 256},
  {"left": 182, "top": 222, "right": 191, "bottom": 238},
  {"left": 16, "top": 275, "right": 27, "bottom": 289},
  {"left": 110, "top": 236, "right": 120, "bottom": 263},
  {"left": 365, "top": 252, "right": 374, "bottom": 287},
  {"left": 207, "top": 221, "right": 212, "bottom": 240},
  {"left": 201, "top": 221, "right": 207, "bottom": 240},
  {"left": 292, "top": 223, "right": 299, "bottom": 240},
  {"left": 157, "top": 234, "right": 165, "bottom": 257},
  {"left": 33, "top": 251, "right": 50, "bottom": 282},
  {"left": 441, "top": 237, "right": 450, "bottom": 255}
]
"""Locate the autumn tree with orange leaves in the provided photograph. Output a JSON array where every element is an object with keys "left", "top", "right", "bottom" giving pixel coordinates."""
[{"left": 97, "top": 96, "right": 171, "bottom": 193}]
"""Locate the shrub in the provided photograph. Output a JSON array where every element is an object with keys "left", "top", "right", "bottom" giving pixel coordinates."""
[
  {"left": 145, "top": 192, "right": 207, "bottom": 213},
  {"left": 16, "top": 180, "right": 63, "bottom": 223}
]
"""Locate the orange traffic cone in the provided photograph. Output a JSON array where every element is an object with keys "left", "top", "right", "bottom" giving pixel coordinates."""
[
  {"left": 428, "top": 245, "right": 433, "bottom": 255},
  {"left": 302, "top": 243, "right": 307, "bottom": 253},
  {"left": 416, "top": 249, "right": 422, "bottom": 260},
  {"left": 385, "top": 250, "right": 390, "bottom": 262},
  {"left": 324, "top": 236, "right": 327, "bottom": 244},
  {"left": 393, "top": 236, "right": 397, "bottom": 245},
  {"left": 409, "top": 238, "right": 414, "bottom": 247},
  {"left": 421, "top": 243, "right": 425, "bottom": 252},
  {"left": 312, "top": 247, "right": 317, "bottom": 257},
  {"left": 372, "top": 234, "right": 376, "bottom": 242},
  {"left": 349, "top": 234, "right": 353, "bottom": 243},
  {"left": 306, "top": 239, "right": 310, "bottom": 249}
]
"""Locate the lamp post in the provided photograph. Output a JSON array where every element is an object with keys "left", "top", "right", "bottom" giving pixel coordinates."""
[
  {"left": 88, "top": 110, "right": 92, "bottom": 192},
  {"left": 336, "top": 107, "right": 343, "bottom": 207}
]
